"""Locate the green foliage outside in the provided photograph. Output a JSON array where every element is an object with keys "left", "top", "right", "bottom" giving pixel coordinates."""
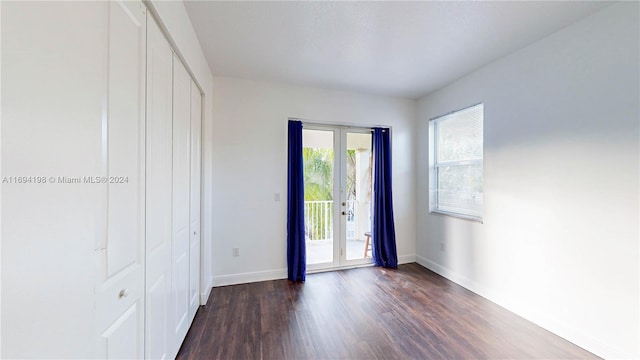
[
  {"left": 303, "top": 147, "right": 333, "bottom": 201},
  {"left": 303, "top": 147, "right": 333, "bottom": 240},
  {"left": 303, "top": 147, "right": 356, "bottom": 239},
  {"left": 302, "top": 148, "right": 357, "bottom": 201}
]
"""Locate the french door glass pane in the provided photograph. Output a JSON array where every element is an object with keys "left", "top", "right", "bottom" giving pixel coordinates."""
[
  {"left": 345, "top": 132, "right": 373, "bottom": 261},
  {"left": 303, "top": 129, "right": 334, "bottom": 265}
]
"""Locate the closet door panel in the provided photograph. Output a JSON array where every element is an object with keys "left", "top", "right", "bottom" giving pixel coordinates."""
[
  {"left": 95, "top": 1, "right": 146, "bottom": 359},
  {"left": 171, "top": 56, "right": 192, "bottom": 352},
  {"left": 189, "top": 80, "right": 202, "bottom": 316},
  {"left": 145, "top": 14, "right": 173, "bottom": 360}
]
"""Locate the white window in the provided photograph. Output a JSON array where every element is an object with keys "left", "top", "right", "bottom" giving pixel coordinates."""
[{"left": 429, "top": 103, "right": 483, "bottom": 221}]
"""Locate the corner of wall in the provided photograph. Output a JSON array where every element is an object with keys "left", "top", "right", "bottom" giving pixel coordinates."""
[{"left": 200, "top": 275, "right": 213, "bottom": 305}]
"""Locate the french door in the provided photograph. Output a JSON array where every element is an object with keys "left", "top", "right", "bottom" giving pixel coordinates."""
[{"left": 303, "top": 125, "right": 373, "bottom": 271}]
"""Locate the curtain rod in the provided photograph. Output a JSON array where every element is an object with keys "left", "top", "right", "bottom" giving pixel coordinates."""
[{"left": 290, "top": 118, "right": 390, "bottom": 130}]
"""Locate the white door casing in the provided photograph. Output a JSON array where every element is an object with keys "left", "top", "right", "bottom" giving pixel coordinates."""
[
  {"left": 304, "top": 125, "right": 373, "bottom": 272},
  {"left": 95, "top": 1, "right": 146, "bottom": 359}
]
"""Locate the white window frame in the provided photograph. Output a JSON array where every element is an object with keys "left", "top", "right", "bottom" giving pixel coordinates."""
[{"left": 429, "top": 103, "right": 484, "bottom": 222}]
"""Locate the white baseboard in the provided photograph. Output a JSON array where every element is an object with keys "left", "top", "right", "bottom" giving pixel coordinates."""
[
  {"left": 415, "top": 255, "right": 633, "bottom": 360},
  {"left": 398, "top": 253, "right": 416, "bottom": 264},
  {"left": 212, "top": 268, "right": 287, "bottom": 287},
  {"left": 211, "top": 253, "right": 417, "bottom": 287}
]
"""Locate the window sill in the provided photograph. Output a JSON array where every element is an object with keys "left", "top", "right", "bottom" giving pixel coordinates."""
[{"left": 429, "top": 209, "right": 483, "bottom": 223}]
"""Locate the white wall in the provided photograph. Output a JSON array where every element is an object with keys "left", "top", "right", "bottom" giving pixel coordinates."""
[
  {"left": 416, "top": 3, "right": 639, "bottom": 359},
  {"left": 1, "top": 2, "right": 107, "bottom": 357},
  {"left": 211, "top": 77, "right": 416, "bottom": 285},
  {"left": 148, "top": 0, "right": 215, "bottom": 303}
]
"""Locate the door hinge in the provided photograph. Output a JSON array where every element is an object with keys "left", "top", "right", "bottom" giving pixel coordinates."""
[{"left": 340, "top": 248, "right": 343, "bottom": 256}]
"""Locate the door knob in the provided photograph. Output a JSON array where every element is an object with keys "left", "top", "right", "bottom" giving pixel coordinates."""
[
  {"left": 341, "top": 202, "right": 346, "bottom": 206},
  {"left": 119, "top": 289, "right": 129, "bottom": 299}
]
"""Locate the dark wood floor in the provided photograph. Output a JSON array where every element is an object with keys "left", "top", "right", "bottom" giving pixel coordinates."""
[{"left": 177, "top": 263, "right": 598, "bottom": 360}]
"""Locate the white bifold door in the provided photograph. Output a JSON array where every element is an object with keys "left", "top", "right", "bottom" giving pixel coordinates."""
[
  {"left": 94, "top": 6, "right": 202, "bottom": 358},
  {"left": 171, "top": 46, "right": 203, "bottom": 357},
  {"left": 146, "top": 13, "right": 202, "bottom": 360},
  {"left": 95, "top": 1, "right": 147, "bottom": 359}
]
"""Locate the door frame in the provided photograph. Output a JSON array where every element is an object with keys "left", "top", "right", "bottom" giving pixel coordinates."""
[{"left": 302, "top": 123, "right": 373, "bottom": 273}]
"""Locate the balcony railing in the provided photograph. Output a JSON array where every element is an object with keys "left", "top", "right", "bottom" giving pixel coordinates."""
[
  {"left": 304, "top": 200, "right": 333, "bottom": 241},
  {"left": 304, "top": 200, "right": 358, "bottom": 241}
]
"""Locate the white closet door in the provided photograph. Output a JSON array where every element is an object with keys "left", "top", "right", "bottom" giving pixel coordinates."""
[
  {"left": 95, "top": 1, "right": 146, "bottom": 359},
  {"left": 145, "top": 14, "right": 173, "bottom": 360},
  {"left": 189, "top": 80, "right": 202, "bottom": 317},
  {"left": 171, "top": 56, "right": 192, "bottom": 352}
]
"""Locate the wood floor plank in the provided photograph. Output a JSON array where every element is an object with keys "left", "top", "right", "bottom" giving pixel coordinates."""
[{"left": 177, "top": 263, "right": 599, "bottom": 360}]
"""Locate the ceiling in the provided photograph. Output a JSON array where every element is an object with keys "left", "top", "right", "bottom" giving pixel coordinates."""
[{"left": 184, "top": 1, "right": 610, "bottom": 100}]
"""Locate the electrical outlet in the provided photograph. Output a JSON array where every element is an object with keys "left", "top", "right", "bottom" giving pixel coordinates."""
[
  {"left": 440, "top": 242, "right": 446, "bottom": 251},
  {"left": 274, "top": 193, "right": 281, "bottom": 202},
  {"left": 232, "top": 248, "right": 240, "bottom": 257}
]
